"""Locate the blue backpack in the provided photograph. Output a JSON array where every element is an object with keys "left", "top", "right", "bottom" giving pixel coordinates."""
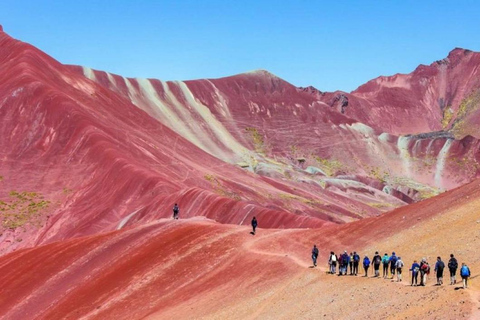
[
  {"left": 461, "top": 265, "right": 470, "bottom": 277},
  {"left": 364, "top": 258, "right": 370, "bottom": 267},
  {"left": 354, "top": 254, "right": 360, "bottom": 262}
]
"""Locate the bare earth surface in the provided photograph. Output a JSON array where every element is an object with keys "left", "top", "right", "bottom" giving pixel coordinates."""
[{"left": 1, "top": 180, "right": 479, "bottom": 319}]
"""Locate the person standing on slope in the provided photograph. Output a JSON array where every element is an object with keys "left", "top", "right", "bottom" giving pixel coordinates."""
[
  {"left": 448, "top": 254, "right": 458, "bottom": 285},
  {"left": 349, "top": 252, "right": 354, "bottom": 275},
  {"left": 461, "top": 263, "right": 471, "bottom": 289},
  {"left": 343, "top": 251, "right": 350, "bottom": 275},
  {"left": 329, "top": 251, "right": 337, "bottom": 274},
  {"left": 410, "top": 260, "right": 420, "bottom": 286},
  {"left": 434, "top": 256, "right": 445, "bottom": 285},
  {"left": 311, "top": 245, "right": 319, "bottom": 267},
  {"left": 251, "top": 216, "right": 258, "bottom": 235},
  {"left": 363, "top": 255, "right": 371, "bottom": 277},
  {"left": 389, "top": 252, "right": 398, "bottom": 279},
  {"left": 395, "top": 257, "right": 404, "bottom": 282},
  {"left": 419, "top": 258, "right": 430, "bottom": 286},
  {"left": 382, "top": 253, "right": 390, "bottom": 278},
  {"left": 373, "top": 251, "right": 382, "bottom": 277},
  {"left": 173, "top": 203, "right": 179, "bottom": 219},
  {"left": 353, "top": 251, "right": 360, "bottom": 276},
  {"left": 337, "top": 253, "right": 343, "bottom": 275}
]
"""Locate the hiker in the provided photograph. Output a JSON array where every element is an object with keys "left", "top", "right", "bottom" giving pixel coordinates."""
[
  {"left": 311, "top": 245, "right": 319, "bottom": 267},
  {"left": 343, "top": 251, "right": 350, "bottom": 275},
  {"left": 434, "top": 257, "right": 445, "bottom": 285},
  {"left": 337, "top": 253, "right": 344, "bottom": 275},
  {"left": 349, "top": 252, "right": 354, "bottom": 275},
  {"left": 353, "top": 251, "right": 360, "bottom": 276},
  {"left": 329, "top": 251, "right": 337, "bottom": 274},
  {"left": 395, "top": 257, "right": 404, "bottom": 282},
  {"left": 460, "top": 263, "right": 471, "bottom": 289},
  {"left": 251, "top": 216, "right": 258, "bottom": 234},
  {"left": 338, "top": 251, "right": 348, "bottom": 275},
  {"left": 410, "top": 260, "right": 420, "bottom": 286},
  {"left": 373, "top": 251, "right": 382, "bottom": 277},
  {"left": 389, "top": 252, "right": 398, "bottom": 279},
  {"left": 419, "top": 258, "right": 430, "bottom": 286},
  {"left": 173, "top": 203, "right": 179, "bottom": 219},
  {"left": 363, "top": 255, "right": 371, "bottom": 277},
  {"left": 382, "top": 253, "right": 390, "bottom": 278},
  {"left": 448, "top": 254, "right": 458, "bottom": 285}
]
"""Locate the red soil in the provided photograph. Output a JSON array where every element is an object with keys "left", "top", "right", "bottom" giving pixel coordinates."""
[{"left": 0, "top": 26, "right": 480, "bottom": 319}]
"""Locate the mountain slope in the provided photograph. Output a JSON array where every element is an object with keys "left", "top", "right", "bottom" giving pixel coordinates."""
[{"left": 1, "top": 179, "right": 479, "bottom": 319}]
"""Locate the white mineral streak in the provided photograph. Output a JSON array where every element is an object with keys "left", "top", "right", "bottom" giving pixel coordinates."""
[
  {"left": 397, "top": 136, "right": 412, "bottom": 177},
  {"left": 177, "top": 81, "right": 249, "bottom": 159},
  {"left": 135, "top": 78, "right": 211, "bottom": 154},
  {"left": 434, "top": 139, "right": 453, "bottom": 188},
  {"left": 82, "top": 66, "right": 96, "bottom": 81}
]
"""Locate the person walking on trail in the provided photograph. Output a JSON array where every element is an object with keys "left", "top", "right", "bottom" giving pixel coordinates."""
[
  {"left": 329, "top": 251, "right": 337, "bottom": 274},
  {"left": 349, "top": 252, "right": 354, "bottom": 275},
  {"left": 339, "top": 251, "right": 348, "bottom": 275},
  {"left": 419, "top": 258, "right": 430, "bottom": 286},
  {"left": 373, "top": 251, "right": 382, "bottom": 277},
  {"left": 353, "top": 251, "right": 360, "bottom": 276},
  {"left": 173, "top": 203, "right": 179, "bottom": 219},
  {"left": 395, "top": 257, "right": 404, "bottom": 282},
  {"left": 434, "top": 257, "right": 445, "bottom": 285},
  {"left": 363, "top": 255, "right": 371, "bottom": 277},
  {"left": 344, "top": 251, "right": 350, "bottom": 275},
  {"left": 461, "top": 263, "right": 471, "bottom": 289},
  {"left": 448, "top": 254, "right": 458, "bottom": 285},
  {"left": 389, "top": 252, "right": 398, "bottom": 279},
  {"left": 311, "top": 245, "right": 319, "bottom": 267},
  {"left": 382, "top": 253, "right": 390, "bottom": 278},
  {"left": 251, "top": 216, "right": 258, "bottom": 234},
  {"left": 410, "top": 260, "right": 420, "bottom": 286},
  {"left": 337, "top": 253, "right": 344, "bottom": 275}
]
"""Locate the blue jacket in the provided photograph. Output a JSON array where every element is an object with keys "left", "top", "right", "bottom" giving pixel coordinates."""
[{"left": 410, "top": 262, "right": 420, "bottom": 274}]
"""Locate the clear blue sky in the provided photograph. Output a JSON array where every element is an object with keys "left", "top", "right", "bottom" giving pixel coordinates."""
[{"left": 1, "top": 1, "right": 480, "bottom": 92}]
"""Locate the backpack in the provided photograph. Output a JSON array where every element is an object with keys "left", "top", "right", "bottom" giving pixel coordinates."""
[
  {"left": 375, "top": 256, "right": 381, "bottom": 264},
  {"left": 390, "top": 256, "right": 397, "bottom": 265},
  {"left": 354, "top": 254, "right": 360, "bottom": 262},
  {"left": 331, "top": 254, "right": 337, "bottom": 262},
  {"left": 437, "top": 261, "right": 445, "bottom": 270},
  {"left": 461, "top": 266, "right": 470, "bottom": 277},
  {"left": 364, "top": 258, "right": 370, "bottom": 267},
  {"left": 448, "top": 258, "right": 458, "bottom": 269}
]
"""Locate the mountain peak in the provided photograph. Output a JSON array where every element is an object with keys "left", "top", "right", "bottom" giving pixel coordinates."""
[
  {"left": 242, "top": 69, "right": 279, "bottom": 78},
  {"left": 447, "top": 47, "right": 473, "bottom": 61}
]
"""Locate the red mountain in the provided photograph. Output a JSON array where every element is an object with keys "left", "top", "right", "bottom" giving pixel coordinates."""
[
  {"left": 2, "top": 25, "right": 480, "bottom": 319},
  {"left": 2, "top": 26, "right": 480, "bottom": 255}
]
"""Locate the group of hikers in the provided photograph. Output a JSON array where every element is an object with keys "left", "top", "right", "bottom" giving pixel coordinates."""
[
  {"left": 312, "top": 247, "right": 472, "bottom": 289},
  {"left": 171, "top": 207, "right": 472, "bottom": 290}
]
